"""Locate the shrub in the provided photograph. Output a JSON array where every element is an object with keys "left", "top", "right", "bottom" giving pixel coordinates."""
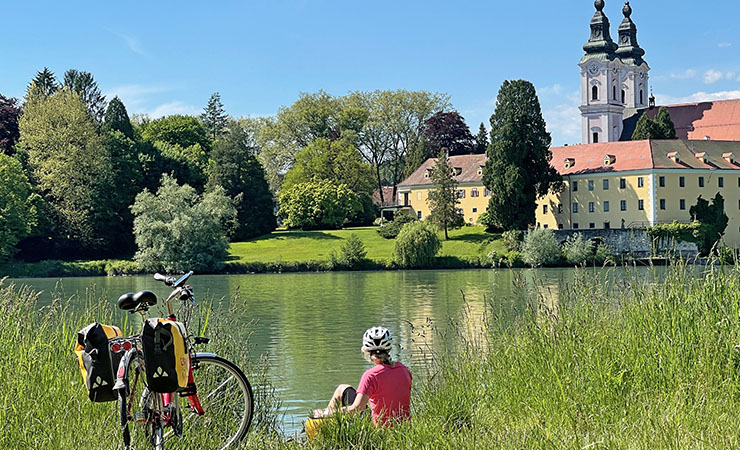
[
  {"left": 562, "top": 233, "right": 592, "bottom": 265},
  {"left": 522, "top": 229, "right": 560, "bottom": 267},
  {"left": 591, "top": 243, "right": 614, "bottom": 265},
  {"left": 377, "top": 213, "right": 417, "bottom": 239},
  {"left": 393, "top": 221, "right": 441, "bottom": 268},
  {"left": 278, "top": 180, "right": 360, "bottom": 230},
  {"left": 501, "top": 230, "right": 524, "bottom": 251},
  {"left": 330, "top": 234, "right": 368, "bottom": 269},
  {"left": 132, "top": 174, "right": 236, "bottom": 272}
]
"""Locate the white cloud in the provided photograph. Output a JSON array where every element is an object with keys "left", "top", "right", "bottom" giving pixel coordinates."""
[
  {"left": 148, "top": 101, "right": 200, "bottom": 118},
  {"left": 656, "top": 90, "right": 740, "bottom": 105},
  {"left": 670, "top": 69, "right": 697, "bottom": 79},
  {"left": 104, "top": 84, "right": 174, "bottom": 110},
  {"left": 539, "top": 84, "right": 582, "bottom": 146},
  {"left": 719, "top": 42, "right": 733, "bottom": 48},
  {"left": 704, "top": 69, "right": 724, "bottom": 84},
  {"left": 113, "top": 32, "right": 148, "bottom": 57}
]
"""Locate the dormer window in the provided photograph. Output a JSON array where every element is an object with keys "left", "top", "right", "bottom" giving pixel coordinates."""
[
  {"left": 695, "top": 152, "right": 708, "bottom": 163},
  {"left": 424, "top": 168, "right": 433, "bottom": 178},
  {"left": 667, "top": 152, "right": 680, "bottom": 163},
  {"left": 603, "top": 154, "right": 616, "bottom": 166},
  {"left": 453, "top": 167, "right": 462, "bottom": 176},
  {"left": 723, "top": 152, "right": 735, "bottom": 164},
  {"left": 477, "top": 165, "right": 484, "bottom": 176},
  {"left": 564, "top": 158, "right": 575, "bottom": 169}
]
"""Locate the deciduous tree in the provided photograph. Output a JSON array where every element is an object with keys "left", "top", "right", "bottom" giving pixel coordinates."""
[
  {"left": 426, "top": 149, "right": 463, "bottom": 239},
  {"left": 0, "top": 154, "right": 38, "bottom": 260},
  {"left": 421, "top": 111, "right": 474, "bottom": 157},
  {"left": 483, "top": 80, "right": 561, "bottom": 230},
  {"left": 141, "top": 114, "right": 211, "bottom": 151},
  {"left": 0, "top": 94, "right": 21, "bottom": 155},
  {"left": 690, "top": 193, "right": 729, "bottom": 255},
  {"left": 278, "top": 180, "right": 359, "bottom": 230}
]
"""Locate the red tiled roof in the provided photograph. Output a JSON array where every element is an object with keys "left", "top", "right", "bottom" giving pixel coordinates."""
[
  {"left": 645, "top": 98, "right": 740, "bottom": 141},
  {"left": 550, "top": 139, "right": 740, "bottom": 174},
  {"left": 373, "top": 187, "right": 396, "bottom": 206},
  {"left": 398, "top": 154, "right": 487, "bottom": 187}
]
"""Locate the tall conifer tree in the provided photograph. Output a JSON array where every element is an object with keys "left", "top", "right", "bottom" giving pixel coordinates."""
[
  {"left": 427, "top": 149, "right": 463, "bottom": 239},
  {"left": 475, "top": 122, "right": 489, "bottom": 154},
  {"left": 201, "top": 92, "right": 228, "bottom": 141}
]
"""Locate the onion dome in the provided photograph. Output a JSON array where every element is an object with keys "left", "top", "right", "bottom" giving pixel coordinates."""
[{"left": 581, "top": 0, "right": 618, "bottom": 63}]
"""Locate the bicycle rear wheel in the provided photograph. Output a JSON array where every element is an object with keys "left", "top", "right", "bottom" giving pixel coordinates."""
[
  {"left": 119, "top": 352, "right": 164, "bottom": 449},
  {"left": 166, "top": 354, "right": 253, "bottom": 449}
]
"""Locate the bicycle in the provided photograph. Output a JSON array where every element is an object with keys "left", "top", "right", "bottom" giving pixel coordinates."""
[{"left": 110, "top": 271, "right": 253, "bottom": 450}]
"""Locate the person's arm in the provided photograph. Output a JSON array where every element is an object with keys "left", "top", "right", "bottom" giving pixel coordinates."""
[{"left": 341, "top": 392, "right": 369, "bottom": 414}]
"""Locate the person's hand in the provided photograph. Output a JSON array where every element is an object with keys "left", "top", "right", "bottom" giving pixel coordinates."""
[
  {"left": 312, "top": 408, "right": 327, "bottom": 418},
  {"left": 734, "top": 344, "right": 740, "bottom": 351}
]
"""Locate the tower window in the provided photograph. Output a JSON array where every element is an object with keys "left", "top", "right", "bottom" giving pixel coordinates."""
[
  {"left": 640, "top": 90, "right": 644, "bottom": 105},
  {"left": 593, "top": 132, "right": 599, "bottom": 143},
  {"left": 621, "top": 90, "right": 626, "bottom": 104},
  {"left": 592, "top": 85, "right": 598, "bottom": 101},
  {"left": 613, "top": 86, "right": 617, "bottom": 100}
]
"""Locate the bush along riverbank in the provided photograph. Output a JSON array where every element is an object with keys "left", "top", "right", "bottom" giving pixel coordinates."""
[{"left": 6, "top": 262, "right": 740, "bottom": 448}]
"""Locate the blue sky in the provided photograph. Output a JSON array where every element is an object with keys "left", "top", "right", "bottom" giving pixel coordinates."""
[{"left": 2, "top": 0, "right": 739, "bottom": 146}]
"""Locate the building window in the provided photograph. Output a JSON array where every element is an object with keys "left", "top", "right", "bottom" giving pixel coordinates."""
[
  {"left": 543, "top": 224, "right": 548, "bottom": 229},
  {"left": 484, "top": 188, "right": 491, "bottom": 197},
  {"left": 603, "top": 179, "right": 609, "bottom": 190},
  {"left": 472, "top": 208, "right": 478, "bottom": 213},
  {"left": 613, "top": 85, "right": 617, "bottom": 99},
  {"left": 620, "top": 200, "right": 627, "bottom": 211},
  {"left": 604, "top": 222, "right": 610, "bottom": 229},
  {"left": 679, "top": 176, "right": 685, "bottom": 187},
  {"left": 637, "top": 177, "right": 644, "bottom": 188},
  {"left": 640, "top": 90, "right": 644, "bottom": 104},
  {"left": 592, "top": 85, "right": 598, "bottom": 101},
  {"left": 738, "top": 176, "right": 740, "bottom": 188},
  {"left": 557, "top": 204, "right": 563, "bottom": 214},
  {"left": 471, "top": 188, "right": 479, "bottom": 197},
  {"left": 417, "top": 211, "right": 422, "bottom": 219},
  {"left": 593, "top": 132, "right": 599, "bottom": 143},
  {"left": 588, "top": 202, "right": 595, "bottom": 213},
  {"left": 558, "top": 224, "right": 564, "bottom": 230},
  {"left": 719, "top": 176, "right": 724, "bottom": 188},
  {"left": 604, "top": 201, "right": 610, "bottom": 212},
  {"left": 572, "top": 203, "right": 579, "bottom": 213},
  {"left": 543, "top": 205, "right": 548, "bottom": 214},
  {"left": 456, "top": 189, "right": 466, "bottom": 198},
  {"left": 574, "top": 223, "right": 579, "bottom": 229},
  {"left": 589, "top": 223, "right": 596, "bottom": 229},
  {"left": 620, "top": 178, "right": 626, "bottom": 189},
  {"left": 659, "top": 176, "right": 665, "bottom": 187},
  {"left": 699, "top": 176, "right": 704, "bottom": 187},
  {"left": 456, "top": 208, "right": 464, "bottom": 215},
  {"left": 660, "top": 199, "right": 666, "bottom": 210},
  {"left": 588, "top": 180, "right": 594, "bottom": 191},
  {"left": 680, "top": 199, "right": 686, "bottom": 210},
  {"left": 638, "top": 199, "right": 644, "bottom": 210},
  {"left": 573, "top": 181, "right": 578, "bottom": 192},
  {"left": 621, "top": 89, "right": 626, "bottom": 104}
]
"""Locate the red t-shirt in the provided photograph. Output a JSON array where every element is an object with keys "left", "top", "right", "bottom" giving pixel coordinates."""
[{"left": 356, "top": 362, "right": 412, "bottom": 426}]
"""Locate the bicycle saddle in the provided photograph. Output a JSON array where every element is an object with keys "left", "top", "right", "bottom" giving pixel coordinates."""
[{"left": 117, "top": 290, "right": 158, "bottom": 311}]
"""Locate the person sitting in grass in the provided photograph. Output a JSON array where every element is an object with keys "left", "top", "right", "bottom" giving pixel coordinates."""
[{"left": 313, "top": 326, "right": 412, "bottom": 426}]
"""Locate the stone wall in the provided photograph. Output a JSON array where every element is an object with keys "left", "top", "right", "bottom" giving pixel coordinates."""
[{"left": 548, "top": 228, "right": 698, "bottom": 258}]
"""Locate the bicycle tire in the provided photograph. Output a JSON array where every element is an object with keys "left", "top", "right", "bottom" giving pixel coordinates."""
[
  {"left": 165, "top": 354, "right": 254, "bottom": 450},
  {"left": 119, "top": 351, "right": 162, "bottom": 449}
]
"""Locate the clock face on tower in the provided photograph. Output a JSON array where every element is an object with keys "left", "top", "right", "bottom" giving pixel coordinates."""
[
  {"left": 589, "top": 64, "right": 600, "bottom": 75},
  {"left": 621, "top": 35, "right": 629, "bottom": 44}
]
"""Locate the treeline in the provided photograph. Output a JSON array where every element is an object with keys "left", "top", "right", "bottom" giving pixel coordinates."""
[{"left": 1, "top": 68, "right": 493, "bottom": 265}]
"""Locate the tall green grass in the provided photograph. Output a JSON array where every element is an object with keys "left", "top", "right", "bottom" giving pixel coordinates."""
[{"left": 5, "top": 262, "right": 740, "bottom": 449}]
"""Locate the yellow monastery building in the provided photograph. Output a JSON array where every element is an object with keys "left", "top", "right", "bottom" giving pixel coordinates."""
[{"left": 396, "top": 0, "right": 740, "bottom": 248}]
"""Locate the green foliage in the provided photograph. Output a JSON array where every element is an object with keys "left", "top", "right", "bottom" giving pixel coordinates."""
[
  {"left": 562, "top": 233, "right": 592, "bottom": 265},
  {"left": 141, "top": 114, "right": 211, "bottom": 152},
  {"left": 201, "top": 92, "right": 228, "bottom": 140},
  {"left": 592, "top": 243, "right": 613, "bottom": 265},
  {"left": 377, "top": 213, "right": 417, "bottom": 239},
  {"left": 131, "top": 175, "right": 236, "bottom": 272},
  {"left": 426, "top": 149, "right": 463, "bottom": 239},
  {"left": 393, "top": 221, "right": 441, "bottom": 268},
  {"left": 26, "top": 67, "right": 58, "bottom": 99},
  {"left": 474, "top": 122, "right": 488, "bottom": 154},
  {"left": 632, "top": 108, "right": 677, "bottom": 140},
  {"left": 420, "top": 111, "right": 475, "bottom": 157},
  {"left": 330, "top": 233, "right": 368, "bottom": 269},
  {"left": 278, "top": 180, "right": 360, "bottom": 230},
  {"left": 62, "top": 69, "right": 106, "bottom": 122},
  {"left": 647, "top": 221, "right": 700, "bottom": 247},
  {"left": 0, "top": 154, "right": 38, "bottom": 260},
  {"left": 690, "top": 193, "right": 729, "bottom": 255},
  {"left": 501, "top": 230, "right": 523, "bottom": 251},
  {"left": 154, "top": 141, "right": 210, "bottom": 191},
  {"left": 476, "top": 209, "right": 498, "bottom": 232},
  {"left": 483, "top": 80, "right": 561, "bottom": 230},
  {"left": 207, "top": 120, "right": 276, "bottom": 240},
  {"left": 521, "top": 228, "right": 560, "bottom": 267},
  {"left": 104, "top": 96, "right": 134, "bottom": 139},
  {"left": 19, "top": 87, "right": 117, "bottom": 254},
  {"left": 0, "top": 94, "right": 21, "bottom": 155}
]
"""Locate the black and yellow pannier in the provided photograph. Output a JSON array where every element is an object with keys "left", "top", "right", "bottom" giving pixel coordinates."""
[
  {"left": 75, "top": 322, "right": 122, "bottom": 402},
  {"left": 141, "top": 318, "right": 190, "bottom": 393}
]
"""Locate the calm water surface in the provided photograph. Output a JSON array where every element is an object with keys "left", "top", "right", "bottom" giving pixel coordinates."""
[{"left": 10, "top": 267, "right": 649, "bottom": 432}]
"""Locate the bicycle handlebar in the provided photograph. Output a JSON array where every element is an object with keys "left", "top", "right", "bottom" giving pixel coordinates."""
[{"left": 153, "top": 273, "right": 176, "bottom": 286}]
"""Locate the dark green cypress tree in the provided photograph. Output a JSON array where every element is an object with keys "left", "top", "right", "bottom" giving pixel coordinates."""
[
  {"left": 632, "top": 113, "right": 661, "bottom": 140},
  {"left": 104, "top": 97, "right": 134, "bottom": 139},
  {"left": 654, "top": 107, "right": 677, "bottom": 139},
  {"left": 482, "top": 80, "right": 561, "bottom": 230},
  {"left": 475, "top": 122, "right": 489, "bottom": 154}
]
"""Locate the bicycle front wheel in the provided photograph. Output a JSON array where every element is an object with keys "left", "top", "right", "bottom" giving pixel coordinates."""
[{"left": 167, "top": 354, "right": 253, "bottom": 449}]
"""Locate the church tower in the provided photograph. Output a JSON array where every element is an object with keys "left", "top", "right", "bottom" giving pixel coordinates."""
[
  {"left": 579, "top": 0, "right": 625, "bottom": 144},
  {"left": 615, "top": 2, "right": 649, "bottom": 111}
]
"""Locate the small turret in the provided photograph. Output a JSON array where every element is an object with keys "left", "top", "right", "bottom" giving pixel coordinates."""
[
  {"left": 581, "top": 0, "right": 619, "bottom": 64},
  {"left": 616, "top": 2, "right": 646, "bottom": 66}
]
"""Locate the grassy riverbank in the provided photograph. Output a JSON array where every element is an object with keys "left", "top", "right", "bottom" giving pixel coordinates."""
[
  {"left": 0, "top": 226, "right": 505, "bottom": 277},
  {"left": 4, "top": 263, "right": 740, "bottom": 448}
]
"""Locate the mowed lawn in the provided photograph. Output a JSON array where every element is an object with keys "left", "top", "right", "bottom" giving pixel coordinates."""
[{"left": 228, "top": 226, "right": 505, "bottom": 263}]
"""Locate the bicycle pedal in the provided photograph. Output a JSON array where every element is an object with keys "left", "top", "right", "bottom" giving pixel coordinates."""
[{"left": 193, "top": 336, "right": 210, "bottom": 345}]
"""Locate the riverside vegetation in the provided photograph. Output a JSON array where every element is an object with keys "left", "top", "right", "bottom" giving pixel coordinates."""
[{"left": 5, "top": 261, "right": 740, "bottom": 448}]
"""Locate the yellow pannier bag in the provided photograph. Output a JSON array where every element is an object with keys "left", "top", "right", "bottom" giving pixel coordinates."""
[
  {"left": 74, "top": 323, "right": 122, "bottom": 402},
  {"left": 141, "top": 318, "right": 190, "bottom": 393}
]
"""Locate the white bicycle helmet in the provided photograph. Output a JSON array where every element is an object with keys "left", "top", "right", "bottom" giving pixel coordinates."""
[{"left": 362, "top": 326, "right": 392, "bottom": 352}]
